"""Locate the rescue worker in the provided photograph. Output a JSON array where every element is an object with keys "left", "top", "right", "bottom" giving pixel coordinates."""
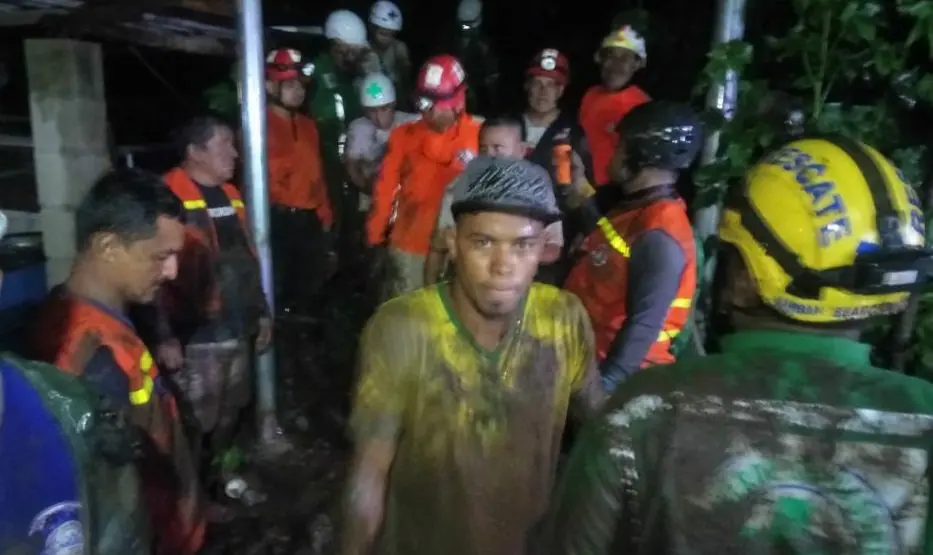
[
  {"left": 564, "top": 102, "right": 702, "bottom": 391},
  {"left": 367, "top": 1, "right": 412, "bottom": 109},
  {"left": 580, "top": 25, "right": 651, "bottom": 184},
  {"left": 520, "top": 48, "right": 594, "bottom": 282},
  {"left": 155, "top": 115, "right": 275, "bottom": 486},
  {"left": 32, "top": 169, "right": 206, "bottom": 555},
  {"left": 345, "top": 72, "right": 417, "bottom": 204},
  {"left": 309, "top": 10, "right": 377, "bottom": 260},
  {"left": 425, "top": 118, "right": 566, "bottom": 285},
  {"left": 543, "top": 137, "right": 933, "bottom": 554},
  {"left": 454, "top": 0, "right": 499, "bottom": 115},
  {"left": 366, "top": 54, "right": 482, "bottom": 300},
  {"left": 2, "top": 209, "right": 150, "bottom": 554},
  {"left": 343, "top": 158, "right": 604, "bottom": 555},
  {"left": 265, "top": 47, "right": 334, "bottom": 317}
]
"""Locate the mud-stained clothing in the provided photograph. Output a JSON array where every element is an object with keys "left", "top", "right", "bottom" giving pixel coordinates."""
[
  {"left": 159, "top": 168, "right": 266, "bottom": 432},
  {"left": 543, "top": 330, "right": 933, "bottom": 555},
  {"left": 161, "top": 168, "right": 268, "bottom": 345},
  {"left": 351, "top": 282, "right": 603, "bottom": 555},
  {"left": 32, "top": 288, "right": 205, "bottom": 555}
]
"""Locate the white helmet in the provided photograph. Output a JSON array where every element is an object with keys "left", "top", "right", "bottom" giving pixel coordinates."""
[
  {"left": 369, "top": 1, "right": 402, "bottom": 32},
  {"left": 457, "top": 0, "right": 482, "bottom": 26},
  {"left": 325, "top": 10, "right": 369, "bottom": 47},
  {"left": 360, "top": 73, "right": 396, "bottom": 107}
]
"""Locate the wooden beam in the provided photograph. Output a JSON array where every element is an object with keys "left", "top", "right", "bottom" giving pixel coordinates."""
[
  {"left": 101, "top": 21, "right": 233, "bottom": 54},
  {"left": 166, "top": 0, "right": 233, "bottom": 17}
]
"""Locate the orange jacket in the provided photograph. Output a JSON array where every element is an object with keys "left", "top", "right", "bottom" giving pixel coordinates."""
[
  {"left": 579, "top": 85, "right": 650, "bottom": 185},
  {"left": 267, "top": 107, "right": 333, "bottom": 225},
  {"left": 32, "top": 288, "right": 205, "bottom": 555},
  {"left": 564, "top": 198, "right": 696, "bottom": 368},
  {"left": 161, "top": 167, "right": 268, "bottom": 340},
  {"left": 367, "top": 115, "right": 482, "bottom": 255}
]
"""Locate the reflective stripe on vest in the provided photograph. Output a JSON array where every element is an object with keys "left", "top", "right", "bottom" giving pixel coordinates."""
[
  {"left": 596, "top": 215, "right": 692, "bottom": 343},
  {"left": 182, "top": 198, "right": 244, "bottom": 211},
  {"left": 129, "top": 350, "right": 154, "bottom": 406}
]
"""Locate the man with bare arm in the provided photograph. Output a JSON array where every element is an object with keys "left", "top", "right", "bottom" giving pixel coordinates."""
[{"left": 343, "top": 158, "right": 605, "bottom": 555}]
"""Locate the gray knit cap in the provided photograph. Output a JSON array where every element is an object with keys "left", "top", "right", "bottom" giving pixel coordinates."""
[{"left": 450, "top": 157, "right": 562, "bottom": 224}]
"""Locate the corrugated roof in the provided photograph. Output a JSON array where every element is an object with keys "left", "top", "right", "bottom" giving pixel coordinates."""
[{"left": 0, "top": 0, "right": 240, "bottom": 55}]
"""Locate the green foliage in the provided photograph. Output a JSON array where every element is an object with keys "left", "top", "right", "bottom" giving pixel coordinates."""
[
  {"left": 204, "top": 81, "right": 240, "bottom": 120},
  {"left": 696, "top": 0, "right": 933, "bottom": 377},
  {"left": 695, "top": 0, "right": 933, "bottom": 192}
]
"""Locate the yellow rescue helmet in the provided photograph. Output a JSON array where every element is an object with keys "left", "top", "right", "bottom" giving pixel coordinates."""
[
  {"left": 595, "top": 25, "right": 647, "bottom": 65},
  {"left": 718, "top": 136, "right": 931, "bottom": 324}
]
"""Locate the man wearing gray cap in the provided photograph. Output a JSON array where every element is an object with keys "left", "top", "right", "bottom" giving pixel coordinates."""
[{"left": 342, "top": 157, "right": 605, "bottom": 555}]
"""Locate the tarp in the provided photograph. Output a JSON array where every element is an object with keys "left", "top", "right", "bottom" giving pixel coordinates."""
[{"left": 2, "top": 354, "right": 151, "bottom": 554}]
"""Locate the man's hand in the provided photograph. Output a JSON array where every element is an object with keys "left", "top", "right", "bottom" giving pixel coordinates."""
[
  {"left": 256, "top": 317, "right": 273, "bottom": 352},
  {"left": 343, "top": 477, "right": 386, "bottom": 555},
  {"left": 156, "top": 338, "right": 184, "bottom": 372},
  {"left": 342, "top": 439, "right": 395, "bottom": 555},
  {"left": 567, "top": 150, "right": 596, "bottom": 208}
]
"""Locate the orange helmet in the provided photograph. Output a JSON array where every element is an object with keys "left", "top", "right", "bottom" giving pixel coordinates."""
[
  {"left": 413, "top": 54, "right": 467, "bottom": 112},
  {"left": 265, "top": 48, "right": 314, "bottom": 81},
  {"left": 526, "top": 48, "right": 570, "bottom": 85}
]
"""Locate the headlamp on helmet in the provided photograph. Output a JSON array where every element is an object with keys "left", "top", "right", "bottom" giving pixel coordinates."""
[{"left": 265, "top": 48, "right": 314, "bottom": 81}]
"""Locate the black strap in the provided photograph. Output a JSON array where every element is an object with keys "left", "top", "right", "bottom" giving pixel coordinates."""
[
  {"left": 822, "top": 135, "right": 903, "bottom": 249},
  {"left": 733, "top": 136, "right": 906, "bottom": 298}
]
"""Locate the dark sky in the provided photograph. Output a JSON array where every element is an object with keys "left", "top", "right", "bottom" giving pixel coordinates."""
[{"left": 1, "top": 0, "right": 718, "bottom": 147}]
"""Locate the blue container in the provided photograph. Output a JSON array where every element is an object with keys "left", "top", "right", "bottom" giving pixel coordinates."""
[{"left": 0, "top": 233, "right": 46, "bottom": 347}]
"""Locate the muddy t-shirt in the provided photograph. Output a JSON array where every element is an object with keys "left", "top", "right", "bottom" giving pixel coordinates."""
[
  {"left": 544, "top": 330, "right": 933, "bottom": 555},
  {"left": 351, "top": 282, "right": 603, "bottom": 555}
]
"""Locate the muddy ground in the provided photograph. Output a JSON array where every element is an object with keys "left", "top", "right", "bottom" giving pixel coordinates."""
[{"left": 202, "top": 272, "right": 374, "bottom": 554}]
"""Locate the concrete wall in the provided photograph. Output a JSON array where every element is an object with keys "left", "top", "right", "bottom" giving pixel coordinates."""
[{"left": 25, "top": 39, "right": 111, "bottom": 286}]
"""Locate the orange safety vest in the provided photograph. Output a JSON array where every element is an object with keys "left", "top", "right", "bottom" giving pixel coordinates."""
[
  {"left": 564, "top": 198, "right": 696, "bottom": 368},
  {"left": 162, "top": 167, "right": 262, "bottom": 326},
  {"left": 163, "top": 167, "right": 251, "bottom": 247},
  {"left": 578, "top": 85, "right": 650, "bottom": 185},
  {"left": 32, "top": 289, "right": 205, "bottom": 555}
]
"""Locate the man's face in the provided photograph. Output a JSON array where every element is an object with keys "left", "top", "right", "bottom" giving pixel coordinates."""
[
  {"left": 526, "top": 76, "right": 563, "bottom": 114},
  {"left": 370, "top": 26, "right": 395, "bottom": 50},
  {"left": 332, "top": 40, "right": 367, "bottom": 71},
  {"left": 189, "top": 125, "right": 238, "bottom": 183},
  {"left": 366, "top": 104, "right": 396, "bottom": 130},
  {"left": 267, "top": 79, "right": 306, "bottom": 109},
  {"left": 424, "top": 106, "right": 458, "bottom": 132},
  {"left": 599, "top": 47, "right": 641, "bottom": 91},
  {"left": 480, "top": 125, "right": 523, "bottom": 157},
  {"left": 447, "top": 212, "right": 544, "bottom": 318},
  {"left": 109, "top": 216, "right": 184, "bottom": 304}
]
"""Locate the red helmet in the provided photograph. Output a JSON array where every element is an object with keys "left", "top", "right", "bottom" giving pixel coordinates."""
[
  {"left": 265, "top": 48, "right": 314, "bottom": 81},
  {"left": 526, "top": 48, "right": 570, "bottom": 85},
  {"left": 413, "top": 54, "right": 467, "bottom": 112}
]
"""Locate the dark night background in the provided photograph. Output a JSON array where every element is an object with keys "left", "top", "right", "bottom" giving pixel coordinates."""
[{"left": 0, "top": 0, "right": 719, "bottom": 148}]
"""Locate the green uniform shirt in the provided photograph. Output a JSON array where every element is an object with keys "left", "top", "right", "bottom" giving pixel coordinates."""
[
  {"left": 307, "top": 53, "right": 362, "bottom": 172},
  {"left": 351, "top": 283, "right": 604, "bottom": 555},
  {"left": 544, "top": 330, "right": 933, "bottom": 555}
]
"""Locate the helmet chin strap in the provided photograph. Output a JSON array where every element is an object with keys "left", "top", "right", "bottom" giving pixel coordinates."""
[{"left": 267, "top": 81, "right": 301, "bottom": 114}]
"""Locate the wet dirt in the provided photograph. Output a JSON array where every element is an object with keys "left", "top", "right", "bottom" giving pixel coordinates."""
[{"left": 201, "top": 274, "right": 374, "bottom": 554}]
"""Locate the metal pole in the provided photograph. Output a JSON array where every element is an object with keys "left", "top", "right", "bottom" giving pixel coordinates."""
[
  {"left": 237, "top": 0, "right": 280, "bottom": 449},
  {"left": 694, "top": 0, "right": 747, "bottom": 242},
  {"left": 692, "top": 0, "right": 747, "bottom": 341}
]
